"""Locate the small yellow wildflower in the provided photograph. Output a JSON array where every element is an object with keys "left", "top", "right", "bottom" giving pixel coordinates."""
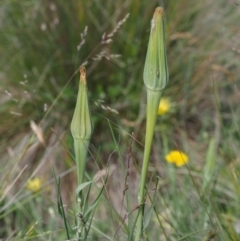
[
  {"left": 26, "top": 177, "right": 42, "bottom": 192},
  {"left": 165, "top": 150, "right": 189, "bottom": 167},
  {"left": 158, "top": 98, "right": 171, "bottom": 115}
]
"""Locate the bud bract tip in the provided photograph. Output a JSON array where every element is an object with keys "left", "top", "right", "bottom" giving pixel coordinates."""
[
  {"left": 71, "top": 66, "right": 93, "bottom": 140},
  {"left": 144, "top": 7, "right": 168, "bottom": 91}
]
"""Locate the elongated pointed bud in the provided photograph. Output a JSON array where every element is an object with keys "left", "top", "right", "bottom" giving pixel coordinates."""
[
  {"left": 70, "top": 66, "right": 93, "bottom": 237},
  {"left": 71, "top": 66, "right": 93, "bottom": 140},
  {"left": 135, "top": 8, "right": 169, "bottom": 241},
  {"left": 71, "top": 66, "right": 93, "bottom": 188},
  {"left": 143, "top": 7, "right": 168, "bottom": 91}
]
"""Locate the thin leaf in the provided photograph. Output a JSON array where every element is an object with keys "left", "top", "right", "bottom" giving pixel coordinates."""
[
  {"left": 76, "top": 181, "right": 93, "bottom": 196},
  {"left": 52, "top": 168, "right": 71, "bottom": 240},
  {"left": 84, "top": 177, "right": 107, "bottom": 221}
]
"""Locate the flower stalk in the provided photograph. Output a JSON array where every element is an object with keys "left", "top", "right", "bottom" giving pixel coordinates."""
[
  {"left": 135, "top": 7, "right": 168, "bottom": 240},
  {"left": 71, "top": 66, "right": 93, "bottom": 237}
]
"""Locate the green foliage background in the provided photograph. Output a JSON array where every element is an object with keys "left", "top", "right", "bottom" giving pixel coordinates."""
[{"left": 0, "top": 0, "right": 240, "bottom": 240}]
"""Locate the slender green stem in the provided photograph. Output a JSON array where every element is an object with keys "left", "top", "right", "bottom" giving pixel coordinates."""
[
  {"left": 135, "top": 89, "right": 162, "bottom": 241},
  {"left": 74, "top": 139, "right": 89, "bottom": 238},
  {"left": 74, "top": 139, "right": 89, "bottom": 186}
]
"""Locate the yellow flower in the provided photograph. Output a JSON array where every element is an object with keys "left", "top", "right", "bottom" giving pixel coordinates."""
[
  {"left": 158, "top": 98, "right": 171, "bottom": 115},
  {"left": 26, "top": 178, "right": 42, "bottom": 192},
  {"left": 165, "top": 150, "right": 189, "bottom": 167}
]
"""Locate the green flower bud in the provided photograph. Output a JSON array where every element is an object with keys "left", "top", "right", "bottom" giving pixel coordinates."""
[
  {"left": 143, "top": 7, "right": 168, "bottom": 91},
  {"left": 71, "top": 66, "right": 93, "bottom": 140},
  {"left": 70, "top": 67, "right": 93, "bottom": 236},
  {"left": 135, "top": 8, "right": 169, "bottom": 240},
  {"left": 71, "top": 66, "right": 93, "bottom": 189}
]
